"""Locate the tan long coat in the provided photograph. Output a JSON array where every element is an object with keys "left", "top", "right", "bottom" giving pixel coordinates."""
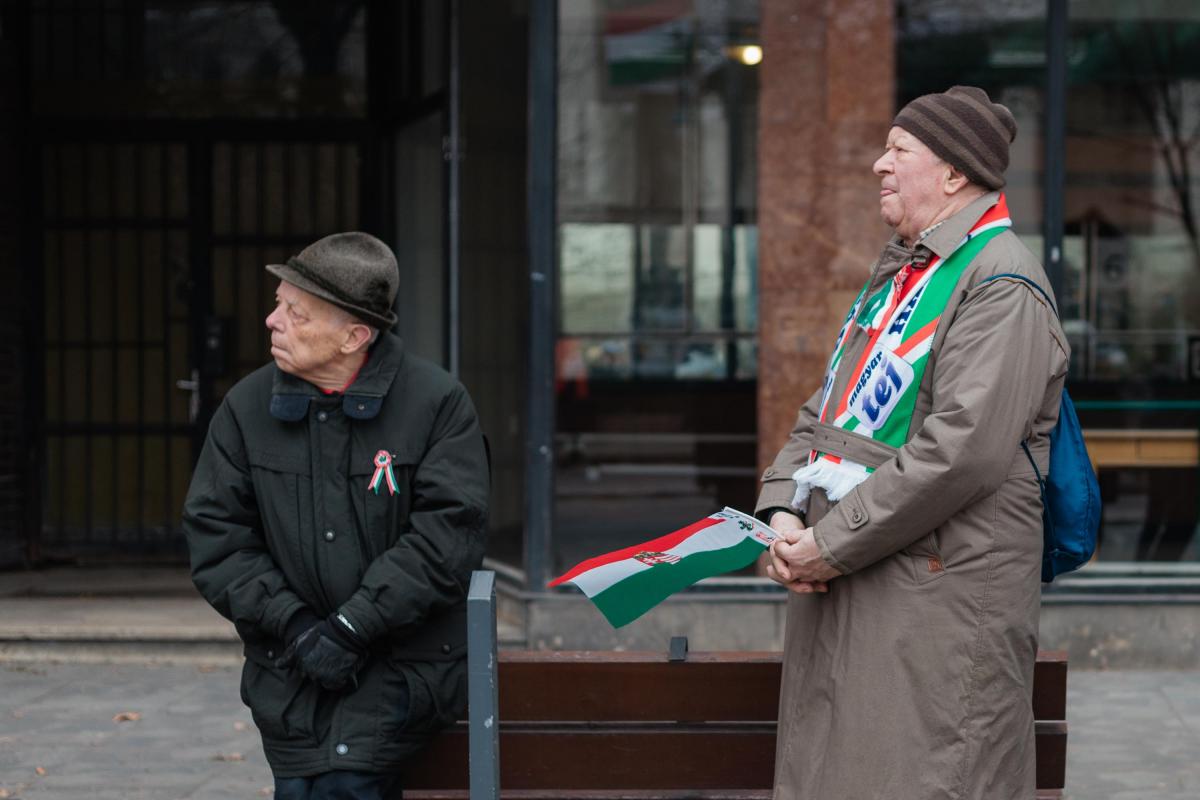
[{"left": 756, "top": 192, "right": 1069, "bottom": 800}]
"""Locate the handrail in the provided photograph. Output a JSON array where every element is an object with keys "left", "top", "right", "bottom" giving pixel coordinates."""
[{"left": 1075, "top": 400, "right": 1200, "bottom": 411}]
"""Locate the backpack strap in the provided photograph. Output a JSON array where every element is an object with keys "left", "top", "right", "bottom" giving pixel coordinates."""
[
  {"left": 1019, "top": 440, "right": 1052, "bottom": 528},
  {"left": 979, "top": 273, "right": 1060, "bottom": 484},
  {"left": 977, "top": 272, "right": 1059, "bottom": 318}
]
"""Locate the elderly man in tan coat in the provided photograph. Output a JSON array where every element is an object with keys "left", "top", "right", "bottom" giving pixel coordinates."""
[{"left": 759, "top": 86, "right": 1068, "bottom": 799}]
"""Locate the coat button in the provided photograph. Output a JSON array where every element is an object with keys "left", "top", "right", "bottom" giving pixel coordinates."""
[
  {"left": 357, "top": 403, "right": 366, "bottom": 412},
  {"left": 266, "top": 649, "right": 274, "bottom": 659},
  {"left": 441, "top": 643, "right": 451, "bottom": 654},
  {"left": 324, "top": 530, "right": 335, "bottom": 542},
  {"left": 851, "top": 510, "right": 863, "bottom": 523},
  {"left": 335, "top": 743, "right": 349, "bottom": 756},
  {"left": 317, "top": 411, "right": 328, "bottom": 422}
]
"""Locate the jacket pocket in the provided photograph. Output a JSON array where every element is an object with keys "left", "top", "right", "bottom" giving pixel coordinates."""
[
  {"left": 247, "top": 448, "right": 309, "bottom": 544},
  {"left": 901, "top": 529, "right": 948, "bottom": 585},
  {"left": 380, "top": 657, "right": 467, "bottom": 740},
  {"left": 240, "top": 646, "right": 318, "bottom": 744},
  {"left": 351, "top": 450, "right": 417, "bottom": 558}
]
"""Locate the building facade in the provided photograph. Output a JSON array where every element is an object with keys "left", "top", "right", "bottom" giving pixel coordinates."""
[{"left": 2, "top": 1, "right": 1197, "bottom": 610}]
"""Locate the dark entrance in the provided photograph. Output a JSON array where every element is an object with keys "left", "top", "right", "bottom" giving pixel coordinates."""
[
  {"left": 37, "top": 128, "right": 368, "bottom": 561},
  {"left": 10, "top": 0, "right": 529, "bottom": 573},
  {"left": 16, "top": 0, "right": 407, "bottom": 564}
]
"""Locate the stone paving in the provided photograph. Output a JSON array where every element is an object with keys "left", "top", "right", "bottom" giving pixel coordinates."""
[
  {"left": 1063, "top": 669, "right": 1200, "bottom": 799},
  {"left": 0, "top": 662, "right": 1197, "bottom": 799},
  {"left": 0, "top": 662, "right": 269, "bottom": 799}
]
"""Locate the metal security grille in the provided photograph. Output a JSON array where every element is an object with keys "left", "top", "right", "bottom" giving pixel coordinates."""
[
  {"left": 210, "top": 139, "right": 362, "bottom": 400},
  {"left": 41, "top": 139, "right": 195, "bottom": 557},
  {"left": 38, "top": 134, "right": 362, "bottom": 559}
]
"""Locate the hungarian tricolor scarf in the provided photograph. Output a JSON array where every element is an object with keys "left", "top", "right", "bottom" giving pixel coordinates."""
[{"left": 791, "top": 196, "right": 1012, "bottom": 511}]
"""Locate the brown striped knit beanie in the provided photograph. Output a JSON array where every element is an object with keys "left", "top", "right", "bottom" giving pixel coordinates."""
[{"left": 893, "top": 86, "right": 1017, "bottom": 190}]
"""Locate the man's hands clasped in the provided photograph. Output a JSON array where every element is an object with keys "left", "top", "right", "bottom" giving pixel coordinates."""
[
  {"left": 767, "top": 511, "right": 841, "bottom": 594},
  {"left": 275, "top": 613, "right": 368, "bottom": 691}
]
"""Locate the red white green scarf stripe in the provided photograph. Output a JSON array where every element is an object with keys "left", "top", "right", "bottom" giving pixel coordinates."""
[
  {"left": 549, "top": 508, "right": 779, "bottom": 628},
  {"left": 792, "top": 197, "right": 1012, "bottom": 511}
]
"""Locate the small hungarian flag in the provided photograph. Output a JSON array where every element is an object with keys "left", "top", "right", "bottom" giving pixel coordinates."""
[{"left": 549, "top": 507, "right": 779, "bottom": 628}]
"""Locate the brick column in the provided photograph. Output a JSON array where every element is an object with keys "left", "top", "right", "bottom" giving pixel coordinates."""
[{"left": 756, "top": 0, "right": 895, "bottom": 473}]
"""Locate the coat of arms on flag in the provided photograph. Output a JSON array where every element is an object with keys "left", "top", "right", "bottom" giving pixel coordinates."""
[
  {"left": 633, "top": 551, "right": 682, "bottom": 566},
  {"left": 549, "top": 507, "right": 780, "bottom": 628}
]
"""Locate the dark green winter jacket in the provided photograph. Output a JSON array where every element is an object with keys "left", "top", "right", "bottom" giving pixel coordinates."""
[{"left": 182, "top": 333, "right": 489, "bottom": 777}]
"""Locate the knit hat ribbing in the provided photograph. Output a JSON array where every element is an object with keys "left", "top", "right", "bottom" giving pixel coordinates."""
[{"left": 893, "top": 86, "right": 1017, "bottom": 190}]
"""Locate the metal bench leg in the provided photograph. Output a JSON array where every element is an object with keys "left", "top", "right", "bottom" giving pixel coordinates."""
[{"left": 468, "top": 570, "right": 500, "bottom": 800}]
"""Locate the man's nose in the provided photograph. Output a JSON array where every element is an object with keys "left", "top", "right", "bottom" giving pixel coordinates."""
[
  {"left": 873, "top": 152, "right": 892, "bottom": 176},
  {"left": 265, "top": 306, "right": 282, "bottom": 331}
]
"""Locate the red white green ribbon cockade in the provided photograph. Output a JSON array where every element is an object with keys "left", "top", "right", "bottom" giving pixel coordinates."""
[
  {"left": 369, "top": 449, "right": 399, "bottom": 496},
  {"left": 549, "top": 507, "right": 780, "bottom": 628},
  {"left": 792, "top": 197, "right": 1012, "bottom": 511}
]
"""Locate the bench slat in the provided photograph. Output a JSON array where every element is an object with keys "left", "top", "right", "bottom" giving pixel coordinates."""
[
  {"left": 499, "top": 650, "right": 1068, "bottom": 722},
  {"left": 410, "top": 729, "right": 775, "bottom": 790},
  {"left": 408, "top": 722, "right": 1065, "bottom": 791},
  {"left": 1035, "top": 720, "right": 1068, "bottom": 792},
  {"left": 500, "top": 659, "right": 780, "bottom": 722},
  {"left": 405, "top": 649, "right": 1069, "bottom": 793},
  {"left": 410, "top": 791, "right": 1064, "bottom": 800},
  {"left": 1032, "top": 651, "right": 1068, "bottom": 720},
  {"left": 408, "top": 792, "right": 774, "bottom": 799}
]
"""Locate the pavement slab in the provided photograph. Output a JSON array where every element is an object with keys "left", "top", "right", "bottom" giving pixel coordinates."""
[
  {"left": 1, "top": 662, "right": 1198, "bottom": 799},
  {"left": 1063, "top": 670, "right": 1200, "bottom": 799},
  {"left": 0, "top": 662, "right": 270, "bottom": 799}
]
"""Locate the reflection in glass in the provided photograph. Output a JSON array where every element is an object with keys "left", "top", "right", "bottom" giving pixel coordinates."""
[
  {"left": 1063, "top": 4, "right": 1200, "bottom": 389},
  {"left": 31, "top": 1, "right": 367, "bottom": 118},
  {"left": 1063, "top": 1, "right": 1200, "bottom": 562},
  {"left": 554, "top": 0, "right": 760, "bottom": 570}
]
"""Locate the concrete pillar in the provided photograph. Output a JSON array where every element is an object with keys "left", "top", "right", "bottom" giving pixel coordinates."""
[{"left": 756, "top": 0, "right": 895, "bottom": 472}]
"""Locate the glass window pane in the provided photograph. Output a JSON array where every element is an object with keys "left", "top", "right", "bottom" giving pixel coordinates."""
[
  {"left": 561, "top": 223, "right": 635, "bottom": 334},
  {"left": 31, "top": 1, "right": 367, "bottom": 118},
  {"left": 897, "top": 1, "right": 1045, "bottom": 238},
  {"left": 1065, "top": 0, "right": 1200, "bottom": 562},
  {"left": 554, "top": 0, "right": 761, "bottom": 572}
]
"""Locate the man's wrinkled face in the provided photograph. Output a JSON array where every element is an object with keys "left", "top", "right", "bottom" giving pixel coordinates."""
[
  {"left": 872, "top": 126, "right": 951, "bottom": 242},
  {"left": 265, "top": 280, "right": 349, "bottom": 378}
]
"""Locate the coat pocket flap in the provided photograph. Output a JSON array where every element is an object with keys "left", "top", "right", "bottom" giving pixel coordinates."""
[
  {"left": 349, "top": 447, "right": 421, "bottom": 476},
  {"left": 243, "top": 640, "right": 285, "bottom": 669},
  {"left": 247, "top": 448, "right": 310, "bottom": 475},
  {"left": 388, "top": 603, "right": 468, "bottom": 661},
  {"left": 811, "top": 422, "right": 898, "bottom": 470}
]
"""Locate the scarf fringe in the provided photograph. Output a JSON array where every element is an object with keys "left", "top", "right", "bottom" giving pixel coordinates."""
[{"left": 790, "top": 459, "right": 871, "bottom": 512}]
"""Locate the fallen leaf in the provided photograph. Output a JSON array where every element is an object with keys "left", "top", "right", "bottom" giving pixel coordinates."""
[
  {"left": 233, "top": 721, "right": 248, "bottom": 732},
  {"left": 212, "top": 752, "right": 245, "bottom": 762},
  {"left": 35, "top": 767, "right": 46, "bottom": 776},
  {"left": 197, "top": 664, "right": 217, "bottom": 673},
  {"left": 258, "top": 789, "right": 273, "bottom": 797},
  {"left": 0, "top": 788, "right": 11, "bottom": 798},
  {"left": 112, "top": 711, "right": 142, "bottom": 723}
]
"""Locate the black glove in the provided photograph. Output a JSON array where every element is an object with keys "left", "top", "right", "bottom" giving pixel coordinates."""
[{"left": 275, "top": 612, "right": 368, "bottom": 691}]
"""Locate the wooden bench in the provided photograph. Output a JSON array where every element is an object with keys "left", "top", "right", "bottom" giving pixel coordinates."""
[{"left": 407, "top": 645, "right": 1069, "bottom": 798}]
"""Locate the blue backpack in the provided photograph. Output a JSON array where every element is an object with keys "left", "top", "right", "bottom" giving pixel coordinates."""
[{"left": 979, "top": 274, "right": 1101, "bottom": 582}]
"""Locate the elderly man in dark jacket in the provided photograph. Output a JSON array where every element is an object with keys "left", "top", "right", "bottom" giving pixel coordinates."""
[{"left": 183, "top": 232, "right": 489, "bottom": 799}]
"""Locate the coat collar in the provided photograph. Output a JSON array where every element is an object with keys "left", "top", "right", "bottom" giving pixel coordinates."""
[
  {"left": 268, "top": 333, "right": 406, "bottom": 422},
  {"left": 917, "top": 190, "right": 1003, "bottom": 261},
  {"left": 880, "top": 190, "right": 1003, "bottom": 269}
]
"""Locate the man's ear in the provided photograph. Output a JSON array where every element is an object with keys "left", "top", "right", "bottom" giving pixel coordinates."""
[
  {"left": 342, "top": 323, "right": 374, "bottom": 354},
  {"left": 944, "top": 164, "right": 971, "bottom": 195}
]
